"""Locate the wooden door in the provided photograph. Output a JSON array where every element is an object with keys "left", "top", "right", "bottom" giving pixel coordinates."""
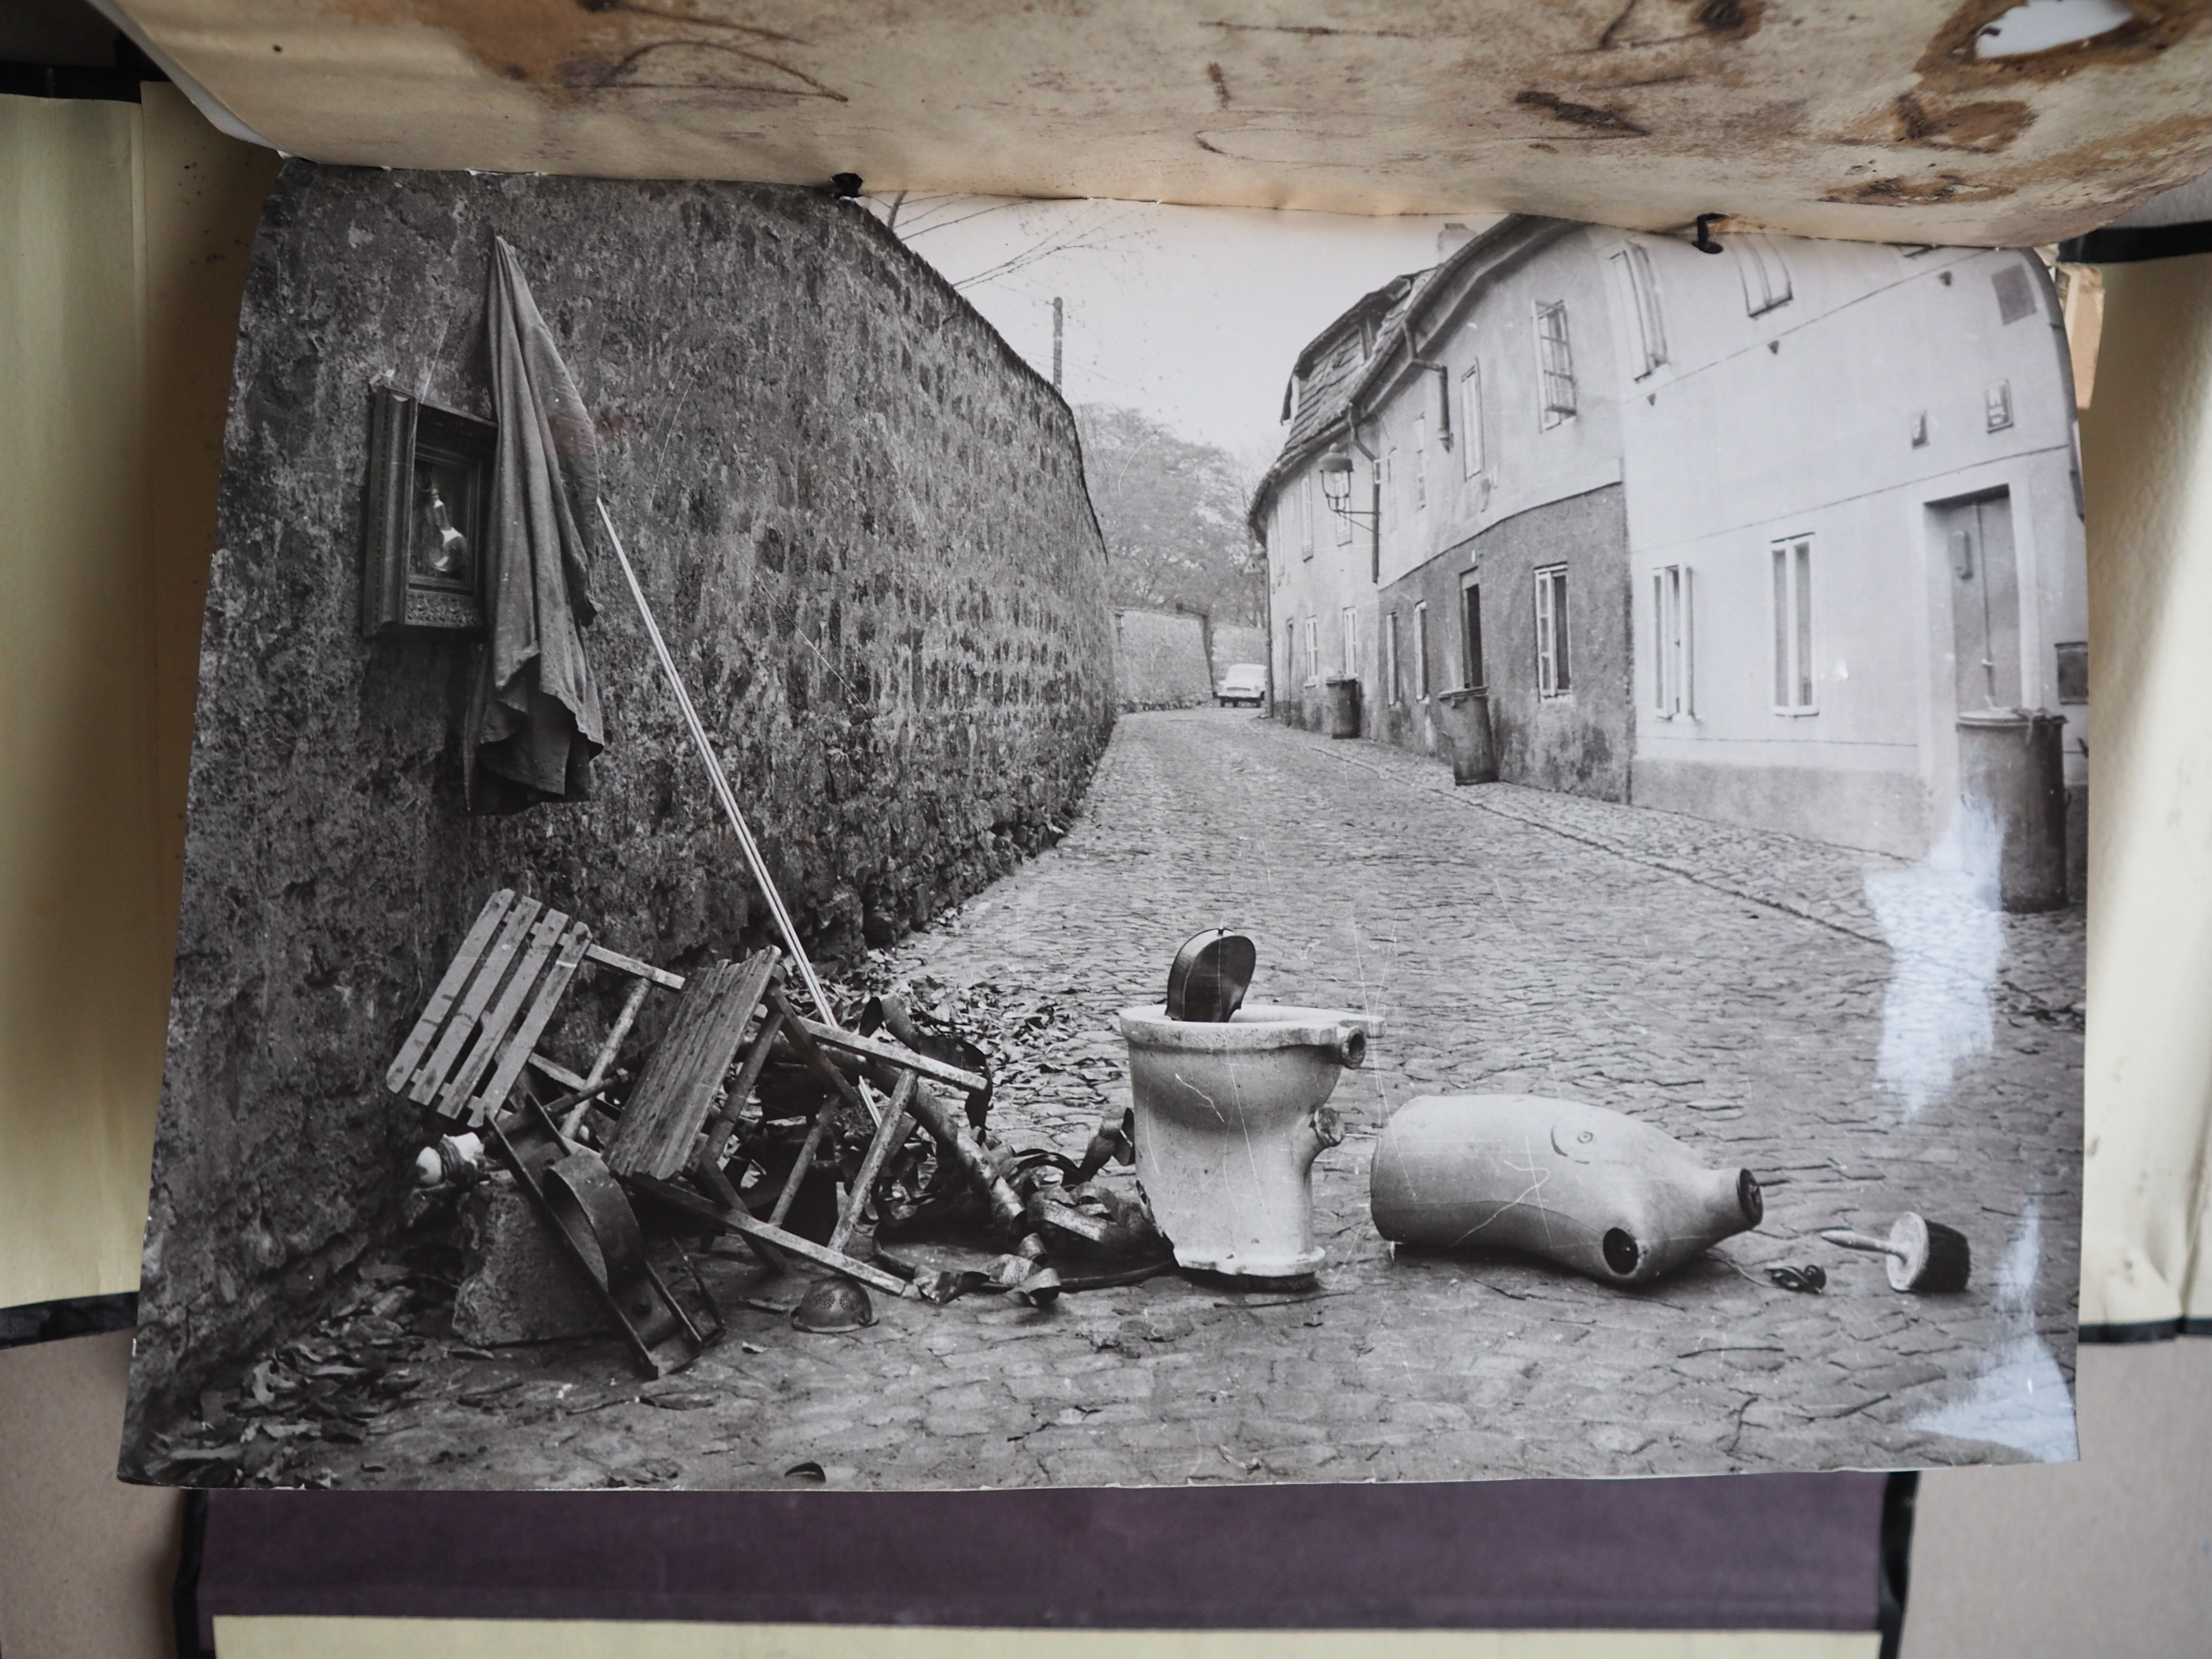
[{"left": 1940, "top": 491, "right": 2021, "bottom": 712}]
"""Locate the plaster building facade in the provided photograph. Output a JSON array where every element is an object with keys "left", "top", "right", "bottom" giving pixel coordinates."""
[{"left": 1252, "top": 216, "right": 2088, "bottom": 864}]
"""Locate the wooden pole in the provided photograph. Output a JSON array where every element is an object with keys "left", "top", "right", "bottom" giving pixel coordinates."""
[{"left": 599, "top": 500, "right": 836, "bottom": 1024}]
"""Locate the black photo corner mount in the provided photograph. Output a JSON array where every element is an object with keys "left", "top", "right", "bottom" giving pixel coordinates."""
[
  {"left": 1876, "top": 1470, "right": 1920, "bottom": 1659},
  {"left": 0, "top": 1290, "right": 138, "bottom": 1349},
  {"left": 361, "top": 384, "right": 495, "bottom": 640},
  {"left": 2058, "top": 219, "right": 2212, "bottom": 264},
  {"left": 173, "top": 1489, "right": 211, "bottom": 1659}
]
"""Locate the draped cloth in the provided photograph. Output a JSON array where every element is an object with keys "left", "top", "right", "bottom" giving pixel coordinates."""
[{"left": 466, "top": 237, "right": 605, "bottom": 812}]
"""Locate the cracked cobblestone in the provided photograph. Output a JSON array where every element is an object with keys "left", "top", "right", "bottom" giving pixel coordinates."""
[{"left": 274, "top": 709, "right": 2081, "bottom": 1490}]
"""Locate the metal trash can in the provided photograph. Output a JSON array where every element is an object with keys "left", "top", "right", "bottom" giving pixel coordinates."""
[
  {"left": 1434, "top": 686, "right": 1496, "bottom": 784},
  {"left": 1323, "top": 676, "right": 1361, "bottom": 740},
  {"left": 1957, "top": 708, "right": 2068, "bottom": 913}
]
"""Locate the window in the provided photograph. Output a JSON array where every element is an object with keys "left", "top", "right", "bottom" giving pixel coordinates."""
[
  {"left": 1535, "top": 565, "right": 1571, "bottom": 696},
  {"left": 1771, "top": 537, "right": 1815, "bottom": 712},
  {"left": 1342, "top": 607, "right": 1359, "bottom": 679},
  {"left": 1413, "top": 415, "right": 1428, "bottom": 510},
  {"left": 1736, "top": 234, "right": 1792, "bottom": 316},
  {"left": 1611, "top": 244, "right": 1667, "bottom": 378},
  {"left": 1384, "top": 446, "right": 1397, "bottom": 525},
  {"left": 1299, "top": 475, "right": 1316, "bottom": 559},
  {"left": 1461, "top": 580, "right": 1485, "bottom": 689},
  {"left": 1415, "top": 601, "right": 1431, "bottom": 699},
  {"left": 1993, "top": 263, "right": 2038, "bottom": 326},
  {"left": 1459, "top": 363, "right": 1485, "bottom": 480},
  {"left": 1303, "top": 616, "right": 1320, "bottom": 685},
  {"left": 1652, "top": 564, "right": 1693, "bottom": 717},
  {"left": 2056, "top": 640, "right": 2088, "bottom": 703},
  {"left": 1385, "top": 612, "right": 1403, "bottom": 705},
  {"left": 1535, "top": 302, "right": 1575, "bottom": 427}
]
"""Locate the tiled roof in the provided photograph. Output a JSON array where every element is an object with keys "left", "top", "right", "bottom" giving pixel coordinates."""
[
  {"left": 1278, "top": 272, "right": 1421, "bottom": 457},
  {"left": 1249, "top": 216, "right": 1562, "bottom": 536}
]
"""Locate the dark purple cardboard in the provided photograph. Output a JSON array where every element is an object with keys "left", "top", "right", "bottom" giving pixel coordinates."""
[{"left": 197, "top": 1473, "right": 1887, "bottom": 1641}]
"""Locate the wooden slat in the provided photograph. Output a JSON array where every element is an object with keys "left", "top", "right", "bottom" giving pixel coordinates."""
[
  {"left": 607, "top": 951, "right": 779, "bottom": 1181},
  {"left": 603, "top": 961, "right": 737, "bottom": 1176},
  {"left": 584, "top": 941, "right": 685, "bottom": 991},
  {"left": 625, "top": 1177, "right": 914, "bottom": 1299},
  {"left": 767, "top": 1091, "right": 837, "bottom": 1229},
  {"left": 409, "top": 896, "right": 542, "bottom": 1104},
  {"left": 826, "top": 1071, "right": 916, "bottom": 1257},
  {"left": 526, "top": 1053, "right": 591, "bottom": 1093},
  {"left": 584, "top": 976, "right": 655, "bottom": 1089},
  {"left": 790, "top": 1015, "right": 987, "bottom": 1096},
  {"left": 693, "top": 968, "right": 785, "bottom": 1177},
  {"left": 438, "top": 906, "right": 569, "bottom": 1118},
  {"left": 386, "top": 890, "right": 515, "bottom": 1093},
  {"left": 467, "top": 920, "right": 594, "bottom": 1125},
  {"left": 768, "top": 987, "right": 881, "bottom": 1130}
]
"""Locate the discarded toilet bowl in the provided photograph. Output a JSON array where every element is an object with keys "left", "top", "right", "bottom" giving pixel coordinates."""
[
  {"left": 1369, "top": 1094, "right": 1763, "bottom": 1286},
  {"left": 1116, "top": 1002, "right": 1382, "bottom": 1280}
]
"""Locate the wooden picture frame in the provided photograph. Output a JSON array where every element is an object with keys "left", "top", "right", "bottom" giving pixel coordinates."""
[{"left": 361, "top": 384, "right": 494, "bottom": 638}]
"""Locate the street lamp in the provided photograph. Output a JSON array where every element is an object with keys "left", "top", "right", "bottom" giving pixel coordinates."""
[{"left": 1318, "top": 442, "right": 1373, "bottom": 526}]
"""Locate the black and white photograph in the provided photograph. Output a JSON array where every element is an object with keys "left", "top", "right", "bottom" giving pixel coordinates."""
[{"left": 120, "top": 162, "right": 2086, "bottom": 1492}]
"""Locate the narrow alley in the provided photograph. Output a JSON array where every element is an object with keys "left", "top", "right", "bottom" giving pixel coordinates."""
[{"left": 294, "top": 709, "right": 2083, "bottom": 1490}]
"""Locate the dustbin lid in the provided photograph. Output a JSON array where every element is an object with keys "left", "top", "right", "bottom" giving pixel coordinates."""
[{"left": 1957, "top": 707, "right": 2062, "bottom": 729}]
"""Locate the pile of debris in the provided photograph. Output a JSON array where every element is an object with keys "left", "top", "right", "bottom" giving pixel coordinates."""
[{"left": 373, "top": 885, "right": 1179, "bottom": 1382}]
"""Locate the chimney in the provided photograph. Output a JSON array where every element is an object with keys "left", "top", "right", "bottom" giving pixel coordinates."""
[{"left": 1437, "top": 222, "right": 1477, "bottom": 258}]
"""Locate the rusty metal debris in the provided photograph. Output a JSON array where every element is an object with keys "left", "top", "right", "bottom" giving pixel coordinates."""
[
  {"left": 1164, "top": 927, "right": 1256, "bottom": 1022},
  {"left": 380, "top": 877, "right": 1197, "bottom": 1395},
  {"left": 487, "top": 1101, "right": 722, "bottom": 1377},
  {"left": 790, "top": 1279, "right": 875, "bottom": 1333}
]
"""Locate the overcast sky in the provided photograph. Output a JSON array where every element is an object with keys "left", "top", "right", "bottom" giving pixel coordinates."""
[{"left": 871, "top": 195, "right": 1481, "bottom": 481}]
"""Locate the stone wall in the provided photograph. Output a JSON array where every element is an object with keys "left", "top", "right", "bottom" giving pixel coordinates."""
[
  {"left": 1113, "top": 609, "right": 1213, "bottom": 710},
  {"left": 125, "top": 164, "right": 1114, "bottom": 1436},
  {"left": 1213, "top": 624, "right": 1267, "bottom": 675}
]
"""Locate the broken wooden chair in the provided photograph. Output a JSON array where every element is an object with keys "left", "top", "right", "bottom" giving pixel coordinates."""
[
  {"left": 388, "top": 889, "right": 1001, "bottom": 1365},
  {"left": 609, "top": 963, "right": 999, "bottom": 1303},
  {"left": 385, "top": 888, "right": 676, "bottom": 1127}
]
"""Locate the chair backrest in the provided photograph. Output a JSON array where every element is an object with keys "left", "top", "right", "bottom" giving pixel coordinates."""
[
  {"left": 603, "top": 950, "right": 781, "bottom": 1181},
  {"left": 386, "top": 888, "right": 595, "bottom": 1125}
]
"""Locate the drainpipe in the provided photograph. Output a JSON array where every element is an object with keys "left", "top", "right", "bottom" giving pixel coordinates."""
[
  {"left": 1262, "top": 553, "right": 1277, "bottom": 719},
  {"left": 1395, "top": 317, "right": 1454, "bottom": 451}
]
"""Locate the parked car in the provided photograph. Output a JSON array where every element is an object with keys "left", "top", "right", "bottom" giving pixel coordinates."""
[{"left": 1215, "top": 663, "right": 1268, "bottom": 707}]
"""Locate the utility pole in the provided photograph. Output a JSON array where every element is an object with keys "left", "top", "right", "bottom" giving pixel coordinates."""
[{"left": 1051, "top": 296, "right": 1064, "bottom": 391}]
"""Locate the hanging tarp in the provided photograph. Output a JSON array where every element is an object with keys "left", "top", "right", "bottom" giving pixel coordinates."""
[{"left": 466, "top": 236, "right": 605, "bottom": 812}]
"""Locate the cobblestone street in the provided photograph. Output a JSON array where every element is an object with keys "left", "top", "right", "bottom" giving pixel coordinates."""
[{"left": 302, "top": 709, "right": 2084, "bottom": 1491}]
